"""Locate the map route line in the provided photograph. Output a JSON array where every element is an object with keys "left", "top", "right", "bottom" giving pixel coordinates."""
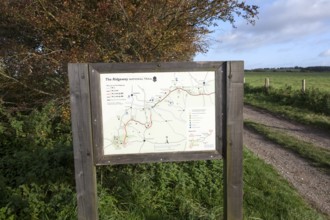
[
  {"left": 122, "top": 112, "right": 153, "bottom": 145},
  {"left": 123, "top": 87, "right": 215, "bottom": 145},
  {"left": 122, "top": 85, "right": 214, "bottom": 146},
  {"left": 152, "top": 86, "right": 215, "bottom": 108}
]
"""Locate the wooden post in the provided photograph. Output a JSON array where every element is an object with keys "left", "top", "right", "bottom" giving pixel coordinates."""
[
  {"left": 302, "top": 79, "right": 306, "bottom": 93},
  {"left": 69, "top": 64, "right": 98, "bottom": 220},
  {"left": 223, "top": 61, "right": 244, "bottom": 220},
  {"left": 264, "top": 77, "right": 269, "bottom": 89}
]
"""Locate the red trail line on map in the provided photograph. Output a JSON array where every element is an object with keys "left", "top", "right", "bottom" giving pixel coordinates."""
[{"left": 122, "top": 87, "right": 214, "bottom": 145}]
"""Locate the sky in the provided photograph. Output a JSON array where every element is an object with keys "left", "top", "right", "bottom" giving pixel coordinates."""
[{"left": 194, "top": 0, "right": 330, "bottom": 69}]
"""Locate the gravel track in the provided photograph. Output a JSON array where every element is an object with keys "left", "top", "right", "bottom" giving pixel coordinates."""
[
  {"left": 244, "top": 105, "right": 330, "bottom": 150},
  {"left": 243, "top": 105, "right": 330, "bottom": 216}
]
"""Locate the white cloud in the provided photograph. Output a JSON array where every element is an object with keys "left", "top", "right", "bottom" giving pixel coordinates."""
[
  {"left": 319, "top": 49, "right": 330, "bottom": 57},
  {"left": 217, "top": 0, "right": 330, "bottom": 51}
]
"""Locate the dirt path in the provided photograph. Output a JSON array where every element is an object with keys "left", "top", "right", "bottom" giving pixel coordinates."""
[
  {"left": 243, "top": 105, "right": 330, "bottom": 216},
  {"left": 244, "top": 105, "right": 330, "bottom": 150}
]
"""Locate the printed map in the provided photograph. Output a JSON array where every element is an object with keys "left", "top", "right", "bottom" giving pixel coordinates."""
[{"left": 100, "top": 71, "right": 216, "bottom": 155}]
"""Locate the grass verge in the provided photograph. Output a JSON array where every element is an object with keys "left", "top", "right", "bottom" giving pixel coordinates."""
[
  {"left": 243, "top": 148, "right": 326, "bottom": 220},
  {"left": 244, "top": 95, "right": 330, "bottom": 131},
  {"left": 96, "top": 148, "right": 327, "bottom": 219},
  {"left": 244, "top": 120, "right": 330, "bottom": 172}
]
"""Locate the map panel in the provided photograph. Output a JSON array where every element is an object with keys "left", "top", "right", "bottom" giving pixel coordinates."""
[{"left": 100, "top": 71, "right": 216, "bottom": 155}]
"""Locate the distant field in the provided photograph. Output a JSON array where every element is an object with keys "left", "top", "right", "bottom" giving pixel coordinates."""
[{"left": 244, "top": 71, "right": 330, "bottom": 92}]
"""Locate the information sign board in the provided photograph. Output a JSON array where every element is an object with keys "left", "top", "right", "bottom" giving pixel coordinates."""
[
  {"left": 88, "top": 63, "right": 225, "bottom": 165},
  {"left": 68, "top": 61, "right": 244, "bottom": 220},
  {"left": 100, "top": 71, "right": 216, "bottom": 155}
]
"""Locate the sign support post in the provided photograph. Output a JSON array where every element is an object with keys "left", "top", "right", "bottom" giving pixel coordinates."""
[
  {"left": 69, "top": 64, "right": 98, "bottom": 220},
  {"left": 68, "top": 61, "right": 243, "bottom": 220},
  {"left": 223, "top": 62, "right": 244, "bottom": 220}
]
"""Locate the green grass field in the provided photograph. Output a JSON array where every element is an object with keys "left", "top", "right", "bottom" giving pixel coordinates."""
[
  {"left": 244, "top": 71, "right": 330, "bottom": 129},
  {"left": 245, "top": 71, "right": 330, "bottom": 92}
]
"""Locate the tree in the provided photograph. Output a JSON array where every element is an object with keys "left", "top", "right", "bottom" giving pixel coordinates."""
[
  {"left": 0, "top": 1, "right": 258, "bottom": 218},
  {"left": 0, "top": 0, "right": 258, "bottom": 111}
]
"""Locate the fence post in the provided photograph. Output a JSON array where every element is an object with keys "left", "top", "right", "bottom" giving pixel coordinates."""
[
  {"left": 264, "top": 78, "right": 269, "bottom": 91},
  {"left": 302, "top": 79, "right": 306, "bottom": 93}
]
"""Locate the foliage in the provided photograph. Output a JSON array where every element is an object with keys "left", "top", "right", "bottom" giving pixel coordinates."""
[
  {"left": 97, "top": 161, "right": 223, "bottom": 219},
  {"left": 0, "top": 102, "right": 325, "bottom": 219},
  {"left": 0, "top": 1, "right": 257, "bottom": 215},
  {"left": 0, "top": 102, "right": 76, "bottom": 219},
  {"left": 95, "top": 149, "right": 326, "bottom": 219},
  {"left": 1, "top": 1, "right": 325, "bottom": 219},
  {"left": 304, "top": 66, "right": 330, "bottom": 72},
  {"left": 246, "top": 66, "right": 330, "bottom": 73},
  {"left": 0, "top": 0, "right": 258, "bottom": 110}
]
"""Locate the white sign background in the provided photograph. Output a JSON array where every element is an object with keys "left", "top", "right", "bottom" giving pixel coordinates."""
[{"left": 100, "top": 71, "right": 216, "bottom": 155}]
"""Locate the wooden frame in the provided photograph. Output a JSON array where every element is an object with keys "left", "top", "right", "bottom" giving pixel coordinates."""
[
  {"left": 68, "top": 61, "right": 244, "bottom": 220},
  {"left": 89, "top": 62, "right": 223, "bottom": 165}
]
